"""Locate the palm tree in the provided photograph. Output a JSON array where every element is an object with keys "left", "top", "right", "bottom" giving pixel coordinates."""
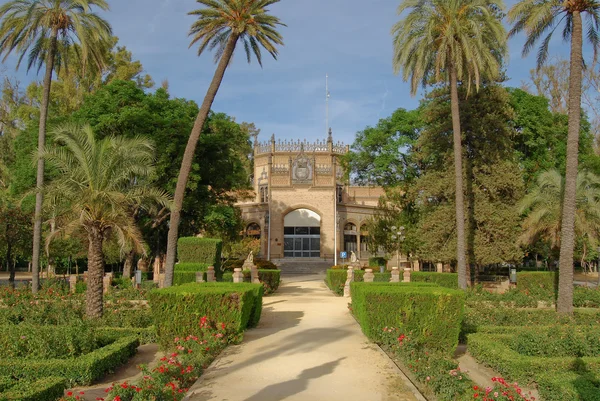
[
  {"left": 392, "top": 0, "right": 506, "bottom": 289},
  {"left": 0, "top": 0, "right": 112, "bottom": 293},
  {"left": 164, "top": 0, "right": 285, "bottom": 287},
  {"left": 508, "top": 0, "right": 600, "bottom": 314},
  {"left": 43, "top": 124, "right": 170, "bottom": 318},
  {"left": 519, "top": 169, "right": 600, "bottom": 273}
]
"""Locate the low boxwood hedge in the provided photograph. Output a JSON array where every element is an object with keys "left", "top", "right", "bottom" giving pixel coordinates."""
[
  {"left": 148, "top": 283, "right": 263, "bottom": 349},
  {"left": 411, "top": 272, "right": 459, "bottom": 289},
  {"left": 174, "top": 262, "right": 211, "bottom": 285},
  {"left": 0, "top": 336, "right": 139, "bottom": 386},
  {"left": 350, "top": 282, "right": 464, "bottom": 355},
  {"left": 177, "top": 237, "right": 222, "bottom": 273},
  {"left": 516, "top": 271, "right": 557, "bottom": 299},
  {"left": 468, "top": 331, "right": 600, "bottom": 400},
  {"left": 325, "top": 269, "right": 391, "bottom": 295},
  {"left": 97, "top": 326, "right": 156, "bottom": 345},
  {"left": 0, "top": 376, "right": 66, "bottom": 401}
]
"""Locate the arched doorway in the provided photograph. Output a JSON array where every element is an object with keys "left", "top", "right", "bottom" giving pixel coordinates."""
[
  {"left": 284, "top": 209, "right": 321, "bottom": 258},
  {"left": 344, "top": 223, "right": 358, "bottom": 254}
]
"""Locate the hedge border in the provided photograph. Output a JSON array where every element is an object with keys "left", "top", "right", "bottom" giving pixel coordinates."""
[
  {"left": 0, "top": 336, "right": 139, "bottom": 386},
  {"left": 0, "top": 376, "right": 66, "bottom": 401}
]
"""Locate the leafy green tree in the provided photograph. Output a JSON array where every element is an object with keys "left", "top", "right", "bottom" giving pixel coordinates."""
[
  {"left": 519, "top": 169, "right": 600, "bottom": 267},
  {"left": 342, "top": 108, "right": 422, "bottom": 187},
  {"left": 392, "top": 0, "right": 506, "bottom": 289},
  {"left": 165, "top": 0, "right": 285, "bottom": 287},
  {"left": 0, "top": 198, "right": 32, "bottom": 285},
  {"left": 43, "top": 124, "right": 169, "bottom": 318},
  {"left": 0, "top": 0, "right": 112, "bottom": 292},
  {"left": 508, "top": 0, "right": 600, "bottom": 314},
  {"left": 412, "top": 85, "right": 524, "bottom": 269}
]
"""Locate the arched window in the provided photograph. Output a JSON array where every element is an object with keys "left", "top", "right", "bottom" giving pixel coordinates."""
[
  {"left": 246, "top": 223, "right": 261, "bottom": 239},
  {"left": 344, "top": 223, "right": 357, "bottom": 253}
]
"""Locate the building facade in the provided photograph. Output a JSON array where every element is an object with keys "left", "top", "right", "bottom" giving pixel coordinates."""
[{"left": 236, "top": 131, "right": 385, "bottom": 263}]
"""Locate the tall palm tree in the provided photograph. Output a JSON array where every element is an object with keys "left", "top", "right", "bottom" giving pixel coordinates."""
[
  {"left": 0, "top": 0, "right": 112, "bottom": 293},
  {"left": 164, "top": 0, "right": 285, "bottom": 287},
  {"left": 392, "top": 0, "right": 506, "bottom": 289},
  {"left": 44, "top": 125, "right": 170, "bottom": 318},
  {"left": 519, "top": 169, "right": 600, "bottom": 270},
  {"left": 508, "top": 0, "right": 600, "bottom": 314}
]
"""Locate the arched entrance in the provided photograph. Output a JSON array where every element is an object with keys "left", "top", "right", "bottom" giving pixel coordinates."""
[
  {"left": 245, "top": 223, "right": 261, "bottom": 239},
  {"left": 283, "top": 209, "right": 321, "bottom": 258}
]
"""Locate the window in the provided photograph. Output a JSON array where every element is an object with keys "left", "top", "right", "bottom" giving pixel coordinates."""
[
  {"left": 259, "top": 185, "right": 269, "bottom": 203},
  {"left": 337, "top": 185, "right": 344, "bottom": 203},
  {"left": 246, "top": 223, "right": 261, "bottom": 239}
]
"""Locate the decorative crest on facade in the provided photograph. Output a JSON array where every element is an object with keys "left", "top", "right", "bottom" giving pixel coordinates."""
[{"left": 292, "top": 148, "right": 313, "bottom": 184}]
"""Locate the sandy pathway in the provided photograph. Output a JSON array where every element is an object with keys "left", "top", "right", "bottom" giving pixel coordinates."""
[{"left": 184, "top": 275, "right": 422, "bottom": 401}]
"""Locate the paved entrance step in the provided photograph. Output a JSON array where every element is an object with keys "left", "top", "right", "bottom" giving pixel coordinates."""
[{"left": 274, "top": 259, "right": 331, "bottom": 275}]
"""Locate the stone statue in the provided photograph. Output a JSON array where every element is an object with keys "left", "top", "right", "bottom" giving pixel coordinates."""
[
  {"left": 246, "top": 251, "right": 254, "bottom": 264},
  {"left": 350, "top": 251, "right": 358, "bottom": 263}
]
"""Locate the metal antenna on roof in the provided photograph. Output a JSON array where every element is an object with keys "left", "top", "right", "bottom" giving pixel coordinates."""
[{"left": 326, "top": 74, "right": 330, "bottom": 137}]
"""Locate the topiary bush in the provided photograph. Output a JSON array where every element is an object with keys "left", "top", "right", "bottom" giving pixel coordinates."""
[
  {"left": 148, "top": 282, "right": 263, "bottom": 349},
  {"left": 177, "top": 237, "right": 222, "bottom": 273},
  {"left": 411, "top": 272, "right": 459, "bottom": 289},
  {"left": 350, "top": 282, "right": 464, "bottom": 355}
]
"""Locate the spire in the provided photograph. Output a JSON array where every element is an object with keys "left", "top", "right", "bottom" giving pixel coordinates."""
[{"left": 327, "top": 127, "right": 333, "bottom": 143}]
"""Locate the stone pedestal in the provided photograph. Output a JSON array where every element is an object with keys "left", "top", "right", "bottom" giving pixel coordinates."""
[
  {"left": 195, "top": 271, "right": 205, "bottom": 283},
  {"left": 158, "top": 273, "right": 165, "bottom": 288},
  {"left": 364, "top": 268, "right": 374, "bottom": 283},
  {"left": 343, "top": 267, "right": 354, "bottom": 298},
  {"left": 233, "top": 268, "right": 244, "bottom": 283},
  {"left": 206, "top": 266, "right": 216, "bottom": 282},
  {"left": 250, "top": 267, "right": 260, "bottom": 284},
  {"left": 403, "top": 268, "right": 411, "bottom": 283},
  {"left": 69, "top": 275, "right": 78, "bottom": 293},
  {"left": 390, "top": 267, "right": 400, "bottom": 283},
  {"left": 436, "top": 262, "right": 443, "bottom": 273},
  {"left": 103, "top": 273, "right": 113, "bottom": 294}
]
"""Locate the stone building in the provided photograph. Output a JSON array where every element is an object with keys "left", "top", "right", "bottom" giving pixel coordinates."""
[{"left": 236, "top": 130, "right": 385, "bottom": 264}]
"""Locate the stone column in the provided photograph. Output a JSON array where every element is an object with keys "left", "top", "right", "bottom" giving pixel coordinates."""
[
  {"left": 195, "top": 271, "right": 205, "bottom": 283},
  {"left": 233, "top": 268, "right": 244, "bottom": 283},
  {"left": 403, "top": 268, "right": 411, "bottom": 283},
  {"left": 250, "top": 267, "right": 260, "bottom": 284},
  {"left": 69, "top": 275, "right": 78, "bottom": 293},
  {"left": 206, "top": 266, "right": 216, "bottom": 282},
  {"left": 103, "top": 273, "right": 113, "bottom": 294},
  {"left": 390, "top": 267, "right": 400, "bottom": 283},
  {"left": 343, "top": 267, "right": 354, "bottom": 298},
  {"left": 364, "top": 268, "right": 374, "bottom": 283},
  {"left": 158, "top": 273, "right": 165, "bottom": 288},
  {"left": 436, "top": 262, "right": 443, "bottom": 273}
]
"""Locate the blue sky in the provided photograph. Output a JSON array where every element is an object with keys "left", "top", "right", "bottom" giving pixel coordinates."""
[{"left": 1, "top": 0, "right": 576, "bottom": 146}]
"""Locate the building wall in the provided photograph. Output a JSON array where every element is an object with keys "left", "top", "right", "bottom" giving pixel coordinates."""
[{"left": 236, "top": 134, "right": 384, "bottom": 262}]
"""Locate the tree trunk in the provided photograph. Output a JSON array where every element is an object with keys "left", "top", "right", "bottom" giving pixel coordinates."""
[
  {"left": 31, "top": 29, "right": 58, "bottom": 294},
  {"left": 86, "top": 227, "right": 105, "bottom": 319},
  {"left": 557, "top": 11, "right": 583, "bottom": 315},
  {"left": 449, "top": 64, "right": 468, "bottom": 290},
  {"left": 163, "top": 33, "right": 240, "bottom": 287},
  {"left": 7, "top": 241, "right": 13, "bottom": 288},
  {"left": 123, "top": 250, "right": 134, "bottom": 279}
]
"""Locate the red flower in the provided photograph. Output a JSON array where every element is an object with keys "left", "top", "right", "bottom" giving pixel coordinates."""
[{"left": 67, "top": 392, "right": 73, "bottom": 397}]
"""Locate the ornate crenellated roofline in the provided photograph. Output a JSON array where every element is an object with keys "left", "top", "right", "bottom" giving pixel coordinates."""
[{"left": 254, "top": 129, "right": 349, "bottom": 156}]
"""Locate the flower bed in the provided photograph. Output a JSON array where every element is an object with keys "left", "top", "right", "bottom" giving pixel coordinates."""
[
  {"left": 148, "top": 282, "right": 263, "bottom": 349},
  {"left": 0, "top": 336, "right": 139, "bottom": 386},
  {"left": 468, "top": 327, "right": 600, "bottom": 400}
]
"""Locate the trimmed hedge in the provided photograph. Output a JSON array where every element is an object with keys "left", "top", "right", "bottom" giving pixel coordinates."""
[
  {"left": 148, "top": 283, "right": 263, "bottom": 349},
  {"left": 468, "top": 331, "right": 600, "bottom": 400},
  {"left": 222, "top": 258, "right": 279, "bottom": 272},
  {"left": 411, "top": 272, "right": 459, "bottom": 289},
  {"left": 368, "top": 257, "right": 388, "bottom": 267},
  {"left": 220, "top": 270, "right": 281, "bottom": 295},
  {"left": 350, "top": 282, "right": 464, "bottom": 355},
  {"left": 97, "top": 326, "right": 157, "bottom": 345},
  {"left": 177, "top": 237, "right": 222, "bottom": 273},
  {"left": 173, "top": 262, "right": 210, "bottom": 286},
  {"left": 0, "top": 336, "right": 139, "bottom": 386},
  {"left": 517, "top": 271, "right": 557, "bottom": 299},
  {"left": 0, "top": 376, "right": 66, "bottom": 401},
  {"left": 325, "top": 269, "right": 391, "bottom": 295}
]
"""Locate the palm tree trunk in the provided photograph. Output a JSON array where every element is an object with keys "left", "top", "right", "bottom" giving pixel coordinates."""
[
  {"left": 123, "top": 250, "right": 134, "bottom": 279},
  {"left": 449, "top": 64, "right": 468, "bottom": 290},
  {"left": 31, "top": 28, "right": 58, "bottom": 294},
  {"left": 163, "top": 33, "right": 240, "bottom": 287},
  {"left": 86, "top": 227, "right": 105, "bottom": 319},
  {"left": 557, "top": 11, "right": 583, "bottom": 315}
]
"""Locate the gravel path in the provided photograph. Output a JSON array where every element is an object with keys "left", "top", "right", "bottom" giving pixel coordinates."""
[{"left": 184, "top": 274, "right": 422, "bottom": 401}]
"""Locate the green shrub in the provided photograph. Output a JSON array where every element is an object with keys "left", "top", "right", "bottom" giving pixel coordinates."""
[
  {"left": 222, "top": 258, "right": 278, "bottom": 272},
  {"left": 0, "top": 376, "right": 66, "bottom": 401},
  {"left": 412, "top": 272, "right": 459, "bottom": 289},
  {"left": 0, "top": 324, "right": 99, "bottom": 359},
  {"left": 172, "top": 263, "right": 211, "bottom": 286},
  {"left": 255, "top": 259, "right": 278, "bottom": 270},
  {"left": 100, "top": 306, "right": 153, "bottom": 329},
  {"left": 517, "top": 271, "right": 557, "bottom": 299},
  {"left": 350, "top": 282, "right": 464, "bottom": 355},
  {"left": 217, "top": 270, "right": 280, "bottom": 295},
  {"left": 97, "top": 326, "right": 157, "bottom": 345},
  {"left": 0, "top": 336, "right": 139, "bottom": 386},
  {"left": 537, "top": 371, "right": 600, "bottom": 401},
  {"left": 177, "top": 237, "right": 222, "bottom": 272},
  {"left": 148, "top": 282, "right": 263, "bottom": 349},
  {"left": 368, "top": 257, "right": 388, "bottom": 267},
  {"left": 574, "top": 286, "right": 600, "bottom": 308},
  {"left": 175, "top": 263, "right": 211, "bottom": 272}
]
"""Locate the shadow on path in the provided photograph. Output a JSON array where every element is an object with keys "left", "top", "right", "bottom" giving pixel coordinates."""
[{"left": 243, "top": 358, "right": 346, "bottom": 401}]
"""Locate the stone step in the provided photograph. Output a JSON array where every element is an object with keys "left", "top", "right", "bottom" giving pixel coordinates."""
[{"left": 274, "top": 259, "right": 331, "bottom": 275}]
